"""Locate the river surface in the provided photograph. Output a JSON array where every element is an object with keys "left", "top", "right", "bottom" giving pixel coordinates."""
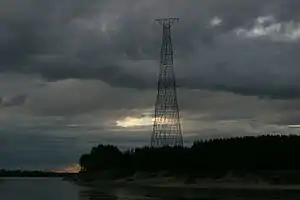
[{"left": 1, "top": 178, "right": 300, "bottom": 200}]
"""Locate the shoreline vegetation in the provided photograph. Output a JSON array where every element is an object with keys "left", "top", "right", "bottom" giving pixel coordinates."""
[
  {"left": 3, "top": 135, "right": 300, "bottom": 190},
  {"left": 74, "top": 135, "right": 300, "bottom": 190}
]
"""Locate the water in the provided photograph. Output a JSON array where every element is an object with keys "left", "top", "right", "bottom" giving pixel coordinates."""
[{"left": 1, "top": 178, "right": 300, "bottom": 200}]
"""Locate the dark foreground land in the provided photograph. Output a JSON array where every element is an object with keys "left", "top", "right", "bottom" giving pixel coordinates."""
[{"left": 75, "top": 135, "right": 300, "bottom": 189}]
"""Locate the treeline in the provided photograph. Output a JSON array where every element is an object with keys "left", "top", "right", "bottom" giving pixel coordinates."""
[
  {"left": 0, "top": 170, "right": 74, "bottom": 177},
  {"left": 79, "top": 135, "right": 300, "bottom": 176}
]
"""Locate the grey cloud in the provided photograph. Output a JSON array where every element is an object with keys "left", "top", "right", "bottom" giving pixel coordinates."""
[
  {"left": 0, "top": 76, "right": 291, "bottom": 126},
  {"left": 23, "top": 79, "right": 155, "bottom": 116},
  {"left": 0, "top": 75, "right": 295, "bottom": 130},
  {"left": 1, "top": 94, "right": 27, "bottom": 107},
  {"left": 2, "top": 0, "right": 300, "bottom": 99}
]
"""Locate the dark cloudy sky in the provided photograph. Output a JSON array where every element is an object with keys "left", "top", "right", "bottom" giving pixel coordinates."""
[{"left": 2, "top": 0, "right": 300, "bottom": 170}]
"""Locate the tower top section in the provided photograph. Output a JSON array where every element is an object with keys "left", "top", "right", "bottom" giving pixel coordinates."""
[{"left": 155, "top": 18, "right": 179, "bottom": 27}]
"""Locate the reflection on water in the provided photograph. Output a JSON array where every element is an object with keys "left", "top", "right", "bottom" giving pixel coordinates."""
[
  {"left": 80, "top": 190, "right": 117, "bottom": 200},
  {"left": 0, "top": 178, "right": 78, "bottom": 200},
  {"left": 79, "top": 186, "right": 154, "bottom": 200},
  {"left": 2, "top": 178, "right": 300, "bottom": 200}
]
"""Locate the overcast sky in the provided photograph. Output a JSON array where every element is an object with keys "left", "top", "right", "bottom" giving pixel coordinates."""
[{"left": 2, "top": 0, "right": 300, "bottom": 170}]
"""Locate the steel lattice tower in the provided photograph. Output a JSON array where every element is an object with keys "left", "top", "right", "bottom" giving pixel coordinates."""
[{"left": 151, "top": 18, "right": 183, "bottom": 147}]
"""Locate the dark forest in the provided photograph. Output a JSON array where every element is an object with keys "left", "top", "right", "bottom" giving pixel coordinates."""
[
  {"left": 79, "top": 135, "right": 300, "bottom": 183},
  {"left": 80, "top": 135, "right": 300, "bottom": 172}
]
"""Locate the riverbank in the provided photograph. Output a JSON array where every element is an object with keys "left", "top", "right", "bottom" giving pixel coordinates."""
[
  {"left": 72, "top": 178, "right": 300, "bottom": 191},
  {"left": 69, "top": 171, "right": 300, "bottom": 191}
]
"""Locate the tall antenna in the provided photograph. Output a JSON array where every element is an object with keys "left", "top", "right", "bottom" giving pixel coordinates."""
[{"left": 151, "top": 18, "right": 183, "bottom": 147}]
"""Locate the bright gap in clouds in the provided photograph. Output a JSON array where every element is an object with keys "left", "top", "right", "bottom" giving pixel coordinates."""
[
  {"left": 116, "top": 113, "right": 182, "bottom": 128},
  {"left": 116, "top": 116, "right": 154, "bottom": 128},
  {"left": 288, "top": 125, "right": 300, "bottom": 128}
]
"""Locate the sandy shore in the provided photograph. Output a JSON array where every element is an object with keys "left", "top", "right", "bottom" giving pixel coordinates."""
[{"left": 72, "top": 176, "right": 300, "bottom": 191}]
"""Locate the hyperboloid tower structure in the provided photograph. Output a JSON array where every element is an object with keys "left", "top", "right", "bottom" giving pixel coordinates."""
[{"left": 151, "top": 18, "right": 183, "bottom": 147}]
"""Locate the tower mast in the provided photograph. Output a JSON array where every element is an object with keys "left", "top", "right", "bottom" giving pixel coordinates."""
[{"left": 151, "top": 18, "right": 183, "bottom": 147}]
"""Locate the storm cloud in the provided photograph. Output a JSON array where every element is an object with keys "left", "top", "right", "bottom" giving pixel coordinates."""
[{"left": 2, "top": 0, "right": 300, "bottom": 98}]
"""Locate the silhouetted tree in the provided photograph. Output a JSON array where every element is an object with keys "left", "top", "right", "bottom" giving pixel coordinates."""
[{"left": 79, "top": 135, "right": 300, "bottom": 178}]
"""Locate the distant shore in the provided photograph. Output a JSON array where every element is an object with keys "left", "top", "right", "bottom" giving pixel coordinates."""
[{"left": 0, "top": 169, "right": 76, "bottom": 178}]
